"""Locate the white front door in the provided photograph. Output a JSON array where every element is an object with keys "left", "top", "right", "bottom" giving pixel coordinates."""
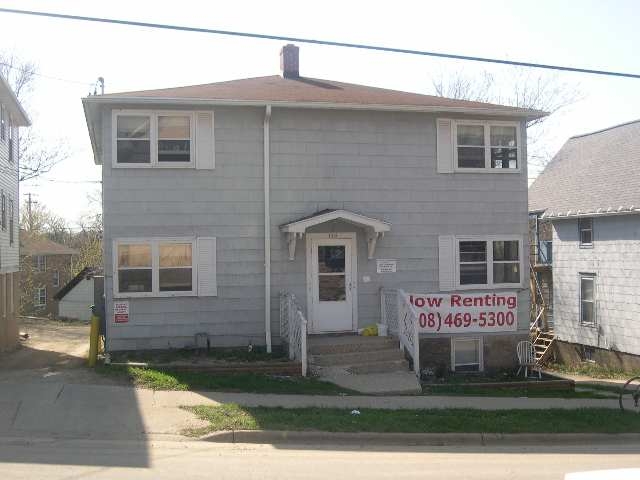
[{"left": 307, "top": 234, "right": 357, "bottom": 333}]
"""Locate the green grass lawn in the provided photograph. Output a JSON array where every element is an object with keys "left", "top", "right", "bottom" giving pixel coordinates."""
[
  {"left": 423, "top": 385, "right": 612, "bottom": 399},
  {"left": 186, "top": 404, "right": 640, "bottom": 435},
  {"left": 96, "top": 365, "right": 351, "bottom": 395},
  {"left": 109, "top": 347, "right": 286, "bottom": 364},
  {"left": 548, "top": 362, "right": 640, "bottom": 380}
]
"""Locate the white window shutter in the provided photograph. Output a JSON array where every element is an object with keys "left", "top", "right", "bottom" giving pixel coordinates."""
[
  {"left": 436, "top": 119, "right": 454, "bottom": 173},
  {"left": 438, "top": 235, "right": 456, "bottom": 291},
  {"left": 197, "top": 237, "right": 217, "bottom": 296},
  {"left": 196, "top": 112, "right": 215, "bottom": 170}
]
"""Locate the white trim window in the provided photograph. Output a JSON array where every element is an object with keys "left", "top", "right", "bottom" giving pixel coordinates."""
[
  {"left": 114, "top": 238, "right": 196, "bottom": 297},
  {"left": 451, "top": 337, "right": 483, "bottom": 372},
  {"left": 454, "top": 120, "right": 520, "bottom": 171},
  {"left": 0, "top": 104, "right": 6, "bottom": 142},
  {"left": 580, "top": 274, "right": 596, "bottom": 326},
  {"left": 52, "top": 270, "right": 60, "bottom": 288},
  {"left": 579, "top": 218, "right": 593, "bottom": 247},
  {"left": 35, "top": 255, "right": 46, "bottom": 272},
  {"left": 113, "top": 111, "right": 195, "bottom": 167},
  {"left": 34, "top": 286, "right": 47, "bottom": 307},
  {"left": 456, "top": 236, "right": 522, "bottom": 289}
]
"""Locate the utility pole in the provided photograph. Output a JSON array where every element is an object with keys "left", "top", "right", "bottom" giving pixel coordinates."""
[{"left": 23, "top": 192, "right": 37, "bottom": 232}]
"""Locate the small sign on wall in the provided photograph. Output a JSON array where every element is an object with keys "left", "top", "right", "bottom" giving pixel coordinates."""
[
  {"left": 376, "top": 259, "right": 397, "bottom": 273},
  {"left": 114, "top": 301, "right": 129, "bottom": 324}
]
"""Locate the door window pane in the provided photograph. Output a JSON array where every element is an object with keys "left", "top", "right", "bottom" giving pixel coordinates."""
[
  {"left": 318, "top": 246, "right": 345, "bottom": 273},
  {"left": 319, "top": 275, "right": 346, "bottom": 301}
]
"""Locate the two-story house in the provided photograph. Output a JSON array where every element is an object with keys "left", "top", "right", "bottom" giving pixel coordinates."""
[
  {"left": 0, "top": 74, "right": 29, "bottom": 352},
  {"left": 82, "top": 45, "right": 544, "bottom": 376},
  {"left": 20, "top": 232, "right": 78, "bottom": 317},
  {"left": 529, "top": 120, "right": 640, "bottom": 370}
]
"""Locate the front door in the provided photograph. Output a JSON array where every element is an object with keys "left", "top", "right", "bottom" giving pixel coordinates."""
[{"left": 308, "top": 234, "right": 356, "bottom": 333}]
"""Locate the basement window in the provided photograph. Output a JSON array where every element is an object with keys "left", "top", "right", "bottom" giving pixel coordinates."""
[{"left": 451, "top": 337, "right": 483, "bottom": 372}]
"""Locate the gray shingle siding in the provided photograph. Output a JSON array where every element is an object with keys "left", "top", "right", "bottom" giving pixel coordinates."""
[
  {"left": 102, "top": 105, "right": 530, "bottom": 350},
  {"left": 552, "top": 215, "right": 640, "bottom": 355}
]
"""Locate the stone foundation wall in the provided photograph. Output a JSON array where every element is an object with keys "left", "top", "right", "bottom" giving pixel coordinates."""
[
  {"left": 419, "top": 333, "right": 528, "bottom": 373},
  {"left": 555, "top": 340, "right": 640, "bottom": 371}
]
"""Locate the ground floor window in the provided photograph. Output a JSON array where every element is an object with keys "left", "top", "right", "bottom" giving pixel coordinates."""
[
  {"left": 451, "top": 337, "right": 483, "bottom": 372},
  {"left": 580, "top": 274, "right": 596, "bottom": 326},
  {"left": 34, "top": 287, "right": 46, "bottom": 307}
]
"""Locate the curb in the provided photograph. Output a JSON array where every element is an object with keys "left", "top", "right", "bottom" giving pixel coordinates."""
[{"left": 200, "top": 430, "right": 640, "bottom": 446}]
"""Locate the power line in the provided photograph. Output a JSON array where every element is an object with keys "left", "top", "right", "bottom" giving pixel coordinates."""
[{"left": 0, "top": 7, "right": 639, "bottom": 80}]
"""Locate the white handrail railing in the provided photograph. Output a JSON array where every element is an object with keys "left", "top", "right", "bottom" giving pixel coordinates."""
[
  {"left": 397, "top": 289, "right": 420, "bottom": 379},
  {"left": 279, "top": 292, "right": 308, "bottom": 376}
]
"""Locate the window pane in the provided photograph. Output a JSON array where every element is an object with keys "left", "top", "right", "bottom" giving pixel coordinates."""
[
  {"left": 457, "top": 125, "right": 484, "bottom": 145},
  {"left": 579, "top": 218, "right": 592, "bottom": 231},
  {"left": 118, "top": 244, "right": 151, "bottom": 267},
  {"left": 460, "top": 263, "right": 487, "bottom": 285},
  {"left": 493, "top": 262, "right": 520, "bottom": 283},
  {"left": 490, "top": 126, "right": 517, "bottom": 147},
  {"left": 490, "top": 147, "right": 518, "bottom": 169},
  {"left": 493, "top": 241, "right": 519, "bottom": 261},
  {"left": 460, "top": 241, "right": 486, "bottom": 262},
  {"left": 158, "top": 140, "right": 190, "bottom": 162},
  {"left": 319, "top": 275, "right": 346, "bottom": 301},
  {"left": 117, "top": 139, "right": 150, "bottom": 163},
  {"left": 455, "top": 339, "right": 479, "bottom": 365},
  {"left": 118, "top": 269, "right": 152, "bottom": 293},
  {"left": 457, "top": 147, "right": 485, "bottom": 168},
  {"left": 581, "top": 277, "right": 594, "bottom": 301},
  {"left": 158, "top": 116, "right": 190, "bottom": 138},
  {"left": 159, "top": 268, "right": 193, "bottom": 292},
  {"left": 318, "top": 246, "right": 345, "bottom": 273},
  {"left": 581, "top": 301, "right": 594, "bottom": 325},
  {"left": 117, "top": 116, "right": 150, "bottom": 139},
  {"left": 159, "top": 243, "right": 192, "bottom": 267},
  {"left": 580, "top": 229, "right": 592, "bottom": 245}
]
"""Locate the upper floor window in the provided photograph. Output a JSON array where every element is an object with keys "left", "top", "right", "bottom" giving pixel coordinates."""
[
  {"left": 53, "top": 270, "right": 60, "bottom": 288},
  {"left": 35, "top": 255, "right": 46, "bottom": 272},
  {"left": 0, "top": 104, "right": 6, "bottom": 142},
  {"left": 454, "top": 121, "right": 519, "bottom": 171},
  {"left": 114, "top": 111, "right": 194, "bottom": 167},
  {"left": 457, "top": 237, "right": 522, "bottom": 288},
  {"left": 9, "top": 198, "right": 14, "bottom": 245},
  {"left": 579, "top": 218, "right": 593, "bottom": 247}
]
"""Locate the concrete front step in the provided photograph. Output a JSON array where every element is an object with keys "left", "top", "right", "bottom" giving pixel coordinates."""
[
  {"left": 347, "top": 358, "right": 410, "bottom": 374},
  {"left": 308, "top": 334, "right": 397, "bottom": 355},
  {"left": 320, "top": 371, "right": 422, "bottom": 395},
  {"left": 309, "top": 348, "right": 403, "bottom": 367}
]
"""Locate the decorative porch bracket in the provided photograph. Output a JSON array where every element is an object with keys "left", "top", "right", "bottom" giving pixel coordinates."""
[{"left": 287, "top": 232, "right": 304, "bottom": 261}]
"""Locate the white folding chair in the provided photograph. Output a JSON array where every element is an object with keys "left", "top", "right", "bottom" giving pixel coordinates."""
[{"left": 516, "top": 340, "right": 540, "bottom": 379}]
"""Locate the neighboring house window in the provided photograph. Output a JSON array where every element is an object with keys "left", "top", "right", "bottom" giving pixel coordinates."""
[
  {"left": 451, "top": 337, "right": 483, "bottom": 372},
  {"left": 9, "top": 198, "right": 13, "bottom": 245},
  {"left": 0, "top": 104, "right": 5, "bottom": 142},
  {"left": 580, "top": 274, "right": 596, "bottom": 326},
  {"left": 35, "top": 255, "right": 46, "bottom": 272},
  {"left": 114, "top": 111, "right": 194, "bottom": 166},
  {"left": 454, "top": 121, "right": 519, "bottom": 171},
  {"left": 115, "top": 238, "right": 196, "bottom": 296},
  {"left": 579, "top": 218, "right": 593, "bottom": 247},
  {"left": 457, "top": 237, "right": 521, "bottom": 288},
  {"left": 8, "top": 120, "right": 14, "bottom": 163},
  {"left": 34, "top": 287, "right": 47, "bottom": 307},
  {"left": 53, "top": 270, "right": 60, "bottom": 288},
  {"left": 1, "top": 191, "right": 5, "bottom": 231}
]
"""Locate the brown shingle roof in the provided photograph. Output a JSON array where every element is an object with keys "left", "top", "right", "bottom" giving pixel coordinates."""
[
  {"left": 20, "top": 234, "right": 79, "bottom": 256},
  {"left": 96, "top": 75, "right": 544, "bottom": 117},
  {"left": 529, "top": 119, "right": 640, "bottom": 218}
]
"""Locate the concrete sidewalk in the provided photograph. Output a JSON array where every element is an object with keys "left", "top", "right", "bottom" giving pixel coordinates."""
[{"left": 0, "top": 381, "right": 621, "bottom": 440}]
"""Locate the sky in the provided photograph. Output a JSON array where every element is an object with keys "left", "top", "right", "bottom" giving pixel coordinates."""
[{"left": 1, "top": 0, "right": 639, "bottom": 224}]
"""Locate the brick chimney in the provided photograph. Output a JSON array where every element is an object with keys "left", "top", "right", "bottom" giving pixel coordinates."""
[{"left": 280, "top": 44, "right": 299, "bottom": 78}]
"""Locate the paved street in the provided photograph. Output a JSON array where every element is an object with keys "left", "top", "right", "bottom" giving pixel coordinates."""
[{"left": 1, "top": 438, "right": 639, "bottom": 479}]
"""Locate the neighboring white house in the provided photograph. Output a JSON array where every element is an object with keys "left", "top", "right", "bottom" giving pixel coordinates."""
[
  {"left": 0, "top": 74, "right": 30, "bottom": 352},
  {"left": 529, "top": 120, "right": 640, "bottom": 370},
  {"left": 82, "top": 44, "right": 544, "bottom": 377}
]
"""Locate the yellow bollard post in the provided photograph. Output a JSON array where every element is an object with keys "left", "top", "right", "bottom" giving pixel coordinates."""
[{"left": 88, "top": 306, "right": 99, "bottom": 367}]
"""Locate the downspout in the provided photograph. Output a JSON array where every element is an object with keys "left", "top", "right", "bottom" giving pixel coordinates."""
[{"left": 264, "top": 105, "right": 272, "bottom": 352}]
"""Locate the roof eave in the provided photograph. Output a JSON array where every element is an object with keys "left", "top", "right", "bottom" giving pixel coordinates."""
[
  {"left": 0, "top": 74, "right": 30, "bottom": 126},
  {"left": 82, "top": 98, "right": 103, "bottom": 165},
  {"left": 82, "top": 95, "right": 546, "bottom": 119},
  {"left": 543, "top": 208, "right": 640, "bottom": 219}
]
